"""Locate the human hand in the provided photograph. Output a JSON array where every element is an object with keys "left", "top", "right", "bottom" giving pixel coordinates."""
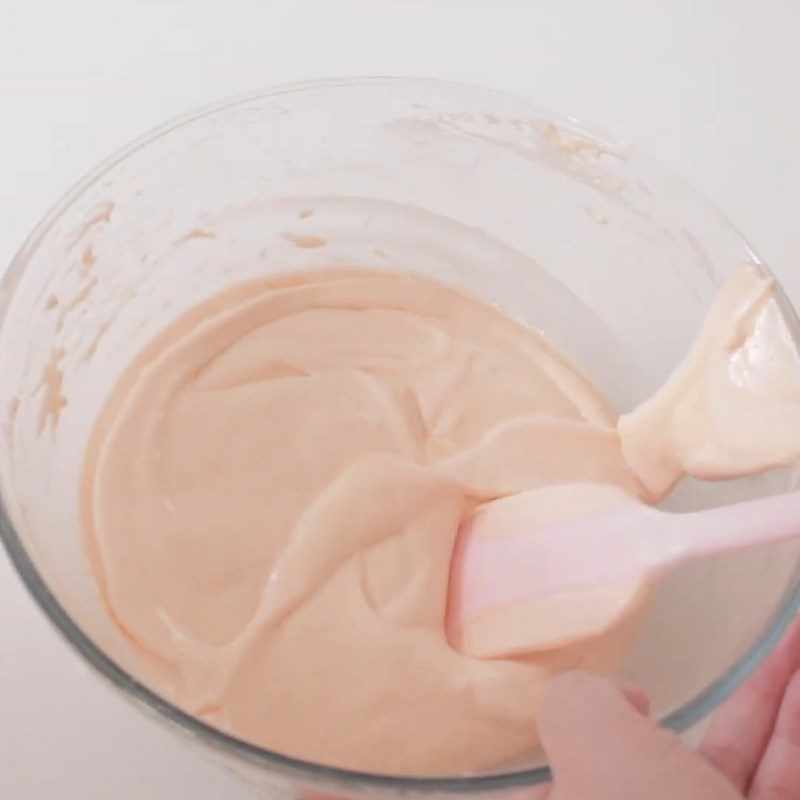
[{"left": 533, "top": 617, "right": 800, "bottom": 799}]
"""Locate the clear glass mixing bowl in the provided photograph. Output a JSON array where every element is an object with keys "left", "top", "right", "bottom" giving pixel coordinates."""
[{"left": 1, "top": 78, "right": 799, "bottom": 799}]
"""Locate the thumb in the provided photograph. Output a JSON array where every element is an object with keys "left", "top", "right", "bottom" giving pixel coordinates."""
[{"left": 538, "top": 672, "right": 742, "bottom": 800}]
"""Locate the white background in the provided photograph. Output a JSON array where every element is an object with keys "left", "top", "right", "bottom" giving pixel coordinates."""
[{"left": 1, "top": 1, "right": 799, "bottom": 797}]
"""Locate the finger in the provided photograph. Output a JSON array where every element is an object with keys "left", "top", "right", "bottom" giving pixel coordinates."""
[
  {"left": 538, "top": 671, "right": 740, "bottom": 800},
  {"left": 699, "top": 617, "right": 800, "bottom": 792},
  {"left": 531, "top": 690, "right": 646, "bottom": 800},
  {"left": 748, "top": 667, "right": 800, "bottom": 800},
  {"left": 530, "top": 681, "right": 644, "bottom": 800}
]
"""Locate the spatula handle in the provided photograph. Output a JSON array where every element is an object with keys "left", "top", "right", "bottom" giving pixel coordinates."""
[{"left": 668, "top": 490, "right": 800, "bottom": 568}]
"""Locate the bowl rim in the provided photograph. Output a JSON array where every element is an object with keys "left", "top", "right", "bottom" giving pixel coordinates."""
[{"left": 2, "top": 75, "right": 800, "bottom": 794}]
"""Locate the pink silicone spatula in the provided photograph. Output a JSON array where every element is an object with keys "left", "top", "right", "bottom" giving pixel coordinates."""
[{"left": 447, "top": 491, "right": 800, "bottom": 653}]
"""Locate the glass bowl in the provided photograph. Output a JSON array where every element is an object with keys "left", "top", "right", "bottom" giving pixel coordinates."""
[{"left": 1, "top": 77, "right": 799, "bottom": 799}]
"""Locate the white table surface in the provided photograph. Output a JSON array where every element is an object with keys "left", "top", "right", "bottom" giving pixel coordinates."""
[{"left": 2, "top": 1, "right": 800, "bottom": 797}]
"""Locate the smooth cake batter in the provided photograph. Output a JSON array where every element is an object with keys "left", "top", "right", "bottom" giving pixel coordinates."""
[{"left": 81, "top": 264, "right": 800, "bottom": 775}]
